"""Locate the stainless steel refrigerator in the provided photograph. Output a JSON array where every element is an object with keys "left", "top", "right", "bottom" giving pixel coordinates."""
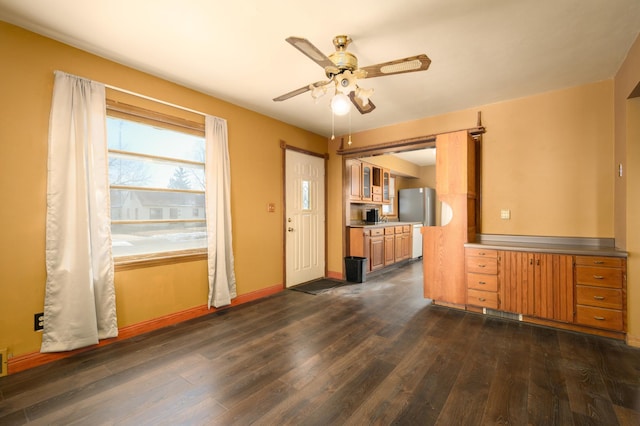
[{"left": 398, "top": 187, "right": 436, "bottom": 258}]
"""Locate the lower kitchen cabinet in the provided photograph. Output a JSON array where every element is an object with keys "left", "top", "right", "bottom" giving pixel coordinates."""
[
  {"left": 466, "top": 245, "right": 627, "bottom": 339},
  {"left": 348, "top": 225, "right": 412, "bottom": 273},
  {"left": 574, "top": 255, "right": 625, "bottom": 331}
]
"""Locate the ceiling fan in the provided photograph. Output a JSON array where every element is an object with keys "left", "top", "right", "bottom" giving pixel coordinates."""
[{"left": 273, "top": 35, "right": 431, "bottom": 115}]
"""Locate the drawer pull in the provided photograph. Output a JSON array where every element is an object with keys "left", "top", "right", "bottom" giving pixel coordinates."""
[
  {"left": 479, "top": 298, "right": 486, "bottom": 302},
  {"left": 593, "top": 316, "right": 605, "bottom": 321},
  {"left": 478, "top": 264, "right": 486, "bottom": 268},
  {"left": 593, "top": 296, "right": 605, "bottom": 300},
  {"left": 478, "top": 281, "right": 486, "bottom": 285},
  {"left": 593, "top": 261, "right": 605, "bottom": 264},
  {"left": 478, "top": 252, "right": 485, "bottom": 255},
  {"left": 593, "top": 275, "right": 604, "bottom": 280}
]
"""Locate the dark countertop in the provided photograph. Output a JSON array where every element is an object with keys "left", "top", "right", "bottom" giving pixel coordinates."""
[{"left": 465, "top": 235, "right": 627, "bottom": 258}]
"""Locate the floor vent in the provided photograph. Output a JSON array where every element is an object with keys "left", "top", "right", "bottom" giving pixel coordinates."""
[{"left": 483, "top": 308, "right": 521, "bottom": 322}]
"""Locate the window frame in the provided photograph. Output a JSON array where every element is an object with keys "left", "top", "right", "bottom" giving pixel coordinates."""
[{"left": 106, "top": 99, "right": 208, "bottom": 270}]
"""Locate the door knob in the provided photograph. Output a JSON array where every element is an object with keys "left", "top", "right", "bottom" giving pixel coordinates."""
[{"left": 288, "top": 227, "right": 294, "bottom": 232}]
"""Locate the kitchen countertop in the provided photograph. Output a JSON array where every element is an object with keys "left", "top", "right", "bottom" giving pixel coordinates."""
[
  {"left": 465, "top": 234, "right": 627, "bottom": 258},
  {"left": 348, "top": 222, "right": 422, "bottom": 228}
]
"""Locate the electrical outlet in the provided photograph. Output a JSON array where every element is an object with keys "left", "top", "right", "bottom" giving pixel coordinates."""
[
  {"left": 34, "top": 312, "right": 44, "bottom": 331},
  {"left": 0, "top": 348, "right": 7, "bottom": 377},
  {"left": 500, "top": 209, "right": 511, "bottom": 220}
]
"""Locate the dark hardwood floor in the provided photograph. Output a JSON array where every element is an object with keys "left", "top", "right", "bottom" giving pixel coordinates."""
[{"left": 1, "top": 260, "right": 639, "bottom": 425}]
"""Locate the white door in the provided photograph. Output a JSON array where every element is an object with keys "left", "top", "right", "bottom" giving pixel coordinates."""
[{"left": 285, "top": 150, "right": 325, "bottom": 287}]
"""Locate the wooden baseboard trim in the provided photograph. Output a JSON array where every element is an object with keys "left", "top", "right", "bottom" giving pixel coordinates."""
[
  {"left": 8, "top": 283, "right": 284, "bottom": 375},
  {"left": 626, "top": 333, "right": 640, "bottom": 347},
  {"left": 326, "top": 271, "right": 343, "bottom": 280}
]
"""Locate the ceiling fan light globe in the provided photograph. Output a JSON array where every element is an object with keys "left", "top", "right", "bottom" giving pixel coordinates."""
[{"left": 331, "top": 93, "right": 351, "bottom": 116}]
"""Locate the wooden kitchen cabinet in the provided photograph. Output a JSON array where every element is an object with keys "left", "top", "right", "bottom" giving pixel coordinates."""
[
  {"left": 574, "top": 255, "right": 625, "bottom": 331},
  {"left": 394, "top": 225, "right": 412, "bottom": 262},
  {"left": 465, "top": 248, "right": 499, "bottom": 309},
  {"left": 369, "top": 228, "right": 385, "bottom": 271},
  {"left": 347, "top": 159, "right": 362, "bottom": 201},
  {"left": 384, "top": 227, "right": 395, "bottom": 266},
  {"left": 497, "top": 251, "right": 572, "bottom": 322},
  {"left": 499, "top": 251, "right": 534, "bottom": 316},
  {"left": 348, "top": 225, "right": 412, "bottom": 273},
  {"left": 346, "top": 159, "right": 390, "bottom": 205},
  {"left": 362, "top": 163, "right": 372, "bottom": 202},
  {"left": 533, "top": 253, "right": 574, "bottom": 323}
]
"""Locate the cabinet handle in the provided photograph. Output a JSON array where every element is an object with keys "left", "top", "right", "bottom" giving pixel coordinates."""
[
  {"left": 593, "top": 261, "right": 604, "bottom": 264},
  {"left": 478, "top": 252, "right": 485, "bottom": 255},
  {"left": 529, "top": 258, "right": 533, "bottom": 265},
  {"left": 593, "top": 296, "right": 605, "bottom": 300},
  {"left": 478, "top": 281, "right": 486, "bottom": 285},
  {"left": 594, "top": 316, "right": 605, "bottom": 321},
  {"left": 593, "top": 275, "right": 604, "bottom": 280},
  {"left": 478, "top": 264, "right": 486, "bottom": 268},
  {"left": 479, "top": 298, "right": 486, "bottom": 302}
]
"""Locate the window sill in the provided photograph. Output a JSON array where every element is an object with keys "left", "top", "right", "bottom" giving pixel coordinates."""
[{"left": 114, "top": 249, "right": 207, "bottom": 271}]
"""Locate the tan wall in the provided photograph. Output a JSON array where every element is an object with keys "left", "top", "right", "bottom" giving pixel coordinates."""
[
  {"left": 0, "top": 22, "right": 327, "bottom": 357},
  {"left": 342, "top": 81, "right": 615, "bottom": 238},
  {"left": 614, "top": 33, "right": 640, "bottom": 344}
]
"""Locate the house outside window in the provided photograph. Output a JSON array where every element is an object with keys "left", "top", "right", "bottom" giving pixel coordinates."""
[{"left": 107, "top": 106, "right": 207, "bottom": 259}]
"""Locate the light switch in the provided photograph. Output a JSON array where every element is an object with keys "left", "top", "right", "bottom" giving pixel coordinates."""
[{"left": 500, "top": 209, "right": 511, "bottom": 220}]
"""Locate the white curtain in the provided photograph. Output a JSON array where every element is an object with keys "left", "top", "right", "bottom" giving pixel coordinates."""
[
  {"left": 42, "top": 71, "right": 117, "bottom": 353},
  {"left": 205, "top": 116, "right": 237, "bottom": 308}
]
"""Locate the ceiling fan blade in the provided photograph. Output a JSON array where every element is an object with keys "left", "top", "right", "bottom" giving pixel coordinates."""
[
  {"left": 273, "top": 80, "right": 332, "bottom": 102},
  {"left": 349, "top": 92, "right": 376, "bottom": 114},
  {"left": 360, "top": 54, "right": 431, "bottom": 78},
  {"left": 286, "top": 36, "right": 335, "bottom": 69}
]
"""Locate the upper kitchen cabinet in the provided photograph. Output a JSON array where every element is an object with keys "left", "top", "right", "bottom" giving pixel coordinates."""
[{"left": 347, "top": 158, "right": 390, "bottom": 205}]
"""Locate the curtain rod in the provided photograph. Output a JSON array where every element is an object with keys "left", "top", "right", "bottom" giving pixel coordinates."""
[{"left": 104, "top": 83, "right": 208, "bottom": 117}]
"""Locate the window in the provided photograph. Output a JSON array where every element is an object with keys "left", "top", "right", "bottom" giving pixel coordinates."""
[{"left": 107, "top": 105, "right": 207, "bottom": 259}]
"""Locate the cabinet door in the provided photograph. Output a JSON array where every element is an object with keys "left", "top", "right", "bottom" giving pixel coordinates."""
[
  {"left": 534, "top": 253, "right": 574, "bottom": 323},
  {"left": 401, "top": 232, "right": 411, "bottom": 259},
  {"left": 382, "top": 169, "right": 390, "bottom": 203},
  {"left": 384, "top": 235, "right": 395, "bottom": 266},
  {"left": 362, "top": 164, "right": 372, "bottom": 201},
  {"left": 370, "top": 237, "right": 384, "bottom": 271},
  {"left": 348, "top": 160, "right": 362, "bottom": 201},
  {"left": 499, "top": 251, "right": 534, "bottom": 316},
  {"left": 394, "top": 234, "right": 403, "bottom": 262}
]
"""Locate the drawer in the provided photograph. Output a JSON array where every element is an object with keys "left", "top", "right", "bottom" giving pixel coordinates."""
[
  {"left": 576, "top": 305, "right": 623, "bottom": 331},
  {"left": 395, "top": 226, "right": 404, "bottom": 233},
  {"left": 466, "top": 256, "right": 498, "bottom": 274},
  {"left": 576, "top": 266, "right": 622, "bottom": 288},
  {"left": 575, "top": 256, "right": 623, "bottom": 268},
  {"left": 576, "top": 285, "right": 622, "bottom": 309},
  {"left": 467, "top": 289, "right": 498, "bottom": 309},
  {"left": 402, "top": 225, "right": 411, "bottom": 233},
  {"left": 373, "top": 194, "right": 383, "bottom": 202},
  {"left": 384, "top": 227, "right": 395, "bottom": 235},
  {"left": 467, "top": 273, "right": 498, "bottom": 291},
  {"left": 370, "top": 228, "right": 384, "bottom": 237},
  {"left": 465, "top": 248, "right": 497, "bottom": 258},
  {"left": 372, "top": 186, "right": 382, "bottom": 194}
]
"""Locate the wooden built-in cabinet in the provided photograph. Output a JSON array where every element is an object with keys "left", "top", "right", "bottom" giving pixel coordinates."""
[
  {"left": 465, "top": 248, "right": 499, "bottom": 309},
  {"left": 346, "top": 159, "right": 390, "bottom": 205},
  {"left": 465, "top": 247, "right": 627, "bottom": 339},
  {"left": 348, "top": 225, "right": 412, "bottom": 272},
  {"left": 575, "top": 256, "right": 625, "bottom": 332}
]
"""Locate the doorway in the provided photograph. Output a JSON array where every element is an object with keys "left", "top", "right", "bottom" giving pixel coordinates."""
[{"left": 285, "top": 149, "right": 326, "bottom": 287}]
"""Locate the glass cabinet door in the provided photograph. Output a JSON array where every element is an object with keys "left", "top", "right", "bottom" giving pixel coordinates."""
[{"left": 362, "top": 164, "right": 371, "bottom": 200}]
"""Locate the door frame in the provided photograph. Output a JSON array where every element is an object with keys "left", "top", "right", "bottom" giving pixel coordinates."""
[{"left": 281, "top": 140, "right": 328, "bottom": 287}]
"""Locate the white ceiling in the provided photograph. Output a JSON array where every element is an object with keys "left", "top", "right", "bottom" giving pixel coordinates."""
[{"left": 1, "top": 0, "right": 639, "bottom": 139}]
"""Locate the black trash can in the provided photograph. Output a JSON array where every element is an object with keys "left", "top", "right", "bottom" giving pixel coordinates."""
[{"left": 344, "top": 256, "right": 367, "bottom": 283}]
